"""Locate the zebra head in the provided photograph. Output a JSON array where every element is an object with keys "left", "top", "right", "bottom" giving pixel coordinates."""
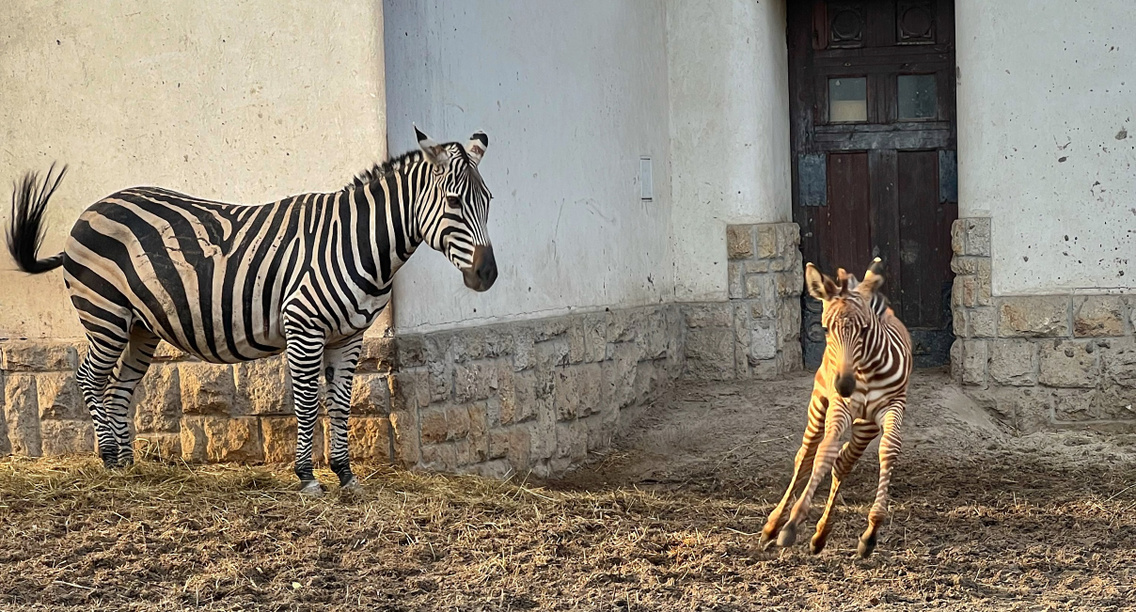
[
  {"left": 805, "top": 259, "right": 887, "bottom": 398},
  {"left": 415, "top": 126, "right": 497, "bottom": 292}
]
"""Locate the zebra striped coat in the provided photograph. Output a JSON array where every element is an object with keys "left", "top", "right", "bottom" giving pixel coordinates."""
[
  {"left": 759, "top": 259, "right": 913, "bottom": 558},
  {"left": 6, "top": 127, "right": 496, "bottom": 494}
]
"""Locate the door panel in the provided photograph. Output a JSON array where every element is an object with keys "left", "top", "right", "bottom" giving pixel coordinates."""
[{"left": 789, "top": 0, "right": 957, "bottom": 370}]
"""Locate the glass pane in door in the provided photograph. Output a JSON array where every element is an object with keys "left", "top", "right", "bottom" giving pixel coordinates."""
[{"left": 829, "top": 77, "right": 867, "bottom": 122}]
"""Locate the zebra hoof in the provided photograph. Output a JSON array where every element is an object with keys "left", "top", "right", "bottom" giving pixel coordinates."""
[
  {"left": 777, "top": 523, "right": 798, "bottom": 548},
  {"left": 340, "top": 476, "right": 361, "bottom": 491},
  {"left": 299, "top": 480, "right": 326, "bottom": 497},
  {"left": 857, "top": 534, "right": 877, "bottom": 558},
  {"left": 758, "top": 532, "right": 777, "bottom": 550},
  {"left": 809, "top": 535, "right": 828, "bottom": 555}
]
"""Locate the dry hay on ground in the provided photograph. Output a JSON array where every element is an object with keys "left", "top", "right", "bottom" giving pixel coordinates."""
[{"left": 1, "top": 369, "right": 1135, "bottom": 611}]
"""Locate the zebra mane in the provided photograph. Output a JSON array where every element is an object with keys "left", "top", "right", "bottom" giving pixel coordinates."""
[{"left": 345, "top": 149, "right": 427, "bottom": 190}]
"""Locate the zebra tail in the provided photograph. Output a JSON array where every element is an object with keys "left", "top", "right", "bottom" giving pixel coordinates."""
[{"left": 7, "top": 163, "right": 67, "bottom": 274}]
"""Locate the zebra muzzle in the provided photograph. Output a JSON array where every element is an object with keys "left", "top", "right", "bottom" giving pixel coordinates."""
[
  {"left": 463, "top": 244, "right": 497, "bottom": 292},
  {"left": 835, "top": 373, "right": 856, "bottom": 398}
]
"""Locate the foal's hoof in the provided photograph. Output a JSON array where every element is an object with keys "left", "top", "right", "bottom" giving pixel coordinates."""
[
  {"left": 776, "top": 523, "right": 798, "bottom": 548},
  {"left": 758, "top": 532, "right": 777, "bottom": 551},
  {"left": 857, "top": 534, "right": 878, "bottom": 558},
  {"left": 299, "top": 480, "right": 326, "bottom": 497},
  {"left": 809, "top": 535, "right": 828, "bottom": 555}
]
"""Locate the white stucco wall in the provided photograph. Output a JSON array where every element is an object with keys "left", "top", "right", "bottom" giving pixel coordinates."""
[
  {"left": 667, "top": 0, "right": 792, "bottom": 302},
  {"left": 0, "top": 1, "right": 386, "bottom": 339},
  {"left": 957, "top": 0, "right": 1136, "bottom": 294},
  {"left": 384, "top": 1, "right": 673, "bottom": 333}
]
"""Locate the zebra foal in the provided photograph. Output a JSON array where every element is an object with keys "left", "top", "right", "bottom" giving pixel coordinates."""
[
  {"left": 6, "top": 126, "right": 496, "bottom": 495},
  {"left": 760, "top": 259, "right": 912, "bottom": 558}
]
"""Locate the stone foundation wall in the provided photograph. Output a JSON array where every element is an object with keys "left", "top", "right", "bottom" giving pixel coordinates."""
[
  {"left": 0, "top": 304, "right": 684, "bottom": 477},
  {"left": 951, "top": 218, "right": 1136, "bottom": 431},
  {"left": 681, "top": 222, "right": 803, "bottom": 380}
]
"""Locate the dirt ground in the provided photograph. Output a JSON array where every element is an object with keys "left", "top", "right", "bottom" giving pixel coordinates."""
[{"left": 2, "top": 368, "right": 1135, "bottom": 611}]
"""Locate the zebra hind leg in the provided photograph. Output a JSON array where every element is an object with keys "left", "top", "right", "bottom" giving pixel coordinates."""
[
  {"left": 102, "top": 326, "right": 162, "bottom": 467},
  {"left": 76, "top": 336, "right": 128, "bottom": 469}
]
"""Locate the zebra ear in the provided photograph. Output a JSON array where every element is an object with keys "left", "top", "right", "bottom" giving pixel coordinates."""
[
  {"left": 805, "top": 263, "right": 840, "bottom": 301},
  {"left": 415, "top": 125, "right": 451, "bottom": 167},
  {"left": 860, "top": 257, "right": 885, "bottom": 293},
  {"left": 466, "top": 131, "right": 489, "bottom": 166},
  {"left": 836, "top": 268, "right": 859, "bottom": 293}
]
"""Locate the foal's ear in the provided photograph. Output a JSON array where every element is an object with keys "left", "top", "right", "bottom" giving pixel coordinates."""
[
  {"left": 805, "top": 263, "right": 840, "bottom": 301},
  {"left": 859, "top": 257, "right": 886, "bottom": 293},
  {"left": 415, "top": 124, "right": 451, "bottom": 167}
]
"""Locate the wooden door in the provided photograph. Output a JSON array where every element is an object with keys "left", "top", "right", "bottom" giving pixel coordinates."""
[{"left": 789, "top": 0, "right": 958, "bottom": 369}]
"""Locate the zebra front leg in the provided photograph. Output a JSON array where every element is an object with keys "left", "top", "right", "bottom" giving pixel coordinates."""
[
  {"left": 102, "top": 327, "right": 161, "bottom": 467},
  {"left": 760, "top": 393, "right": 827, "bottom": 549},
  {"left": 809, "top": 420, "right": 879, "bottom": 555},
  {"left": 777, "top": 401, "right": 852, "bottom": 548},
  {"left": 285, "top": 327, "right": 328, "bottom": 496},
  {"left": 858, "top": 406, "right": 904, "bottom": 558},
  {"left": 323, "top": 334, "right": 364, "bottom": 490}
]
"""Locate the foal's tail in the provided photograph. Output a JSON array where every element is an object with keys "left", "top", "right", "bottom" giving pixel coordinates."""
[{"left": 6, "top": 163, "right": 67, "bottom": 274}]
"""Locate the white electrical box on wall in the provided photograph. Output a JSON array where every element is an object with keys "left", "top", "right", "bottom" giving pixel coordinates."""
[{"left": 639, "top": 157, "right": 653, "bottom": 200}]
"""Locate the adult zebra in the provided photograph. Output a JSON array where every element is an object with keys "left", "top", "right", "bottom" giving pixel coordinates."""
[{"left": 6, "top": 127, "right": 496, "bottom": 495}]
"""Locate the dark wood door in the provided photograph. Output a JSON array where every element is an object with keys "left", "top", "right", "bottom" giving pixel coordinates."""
[{"left": 789, "top": 0, "right": 958, "bottom": 369}]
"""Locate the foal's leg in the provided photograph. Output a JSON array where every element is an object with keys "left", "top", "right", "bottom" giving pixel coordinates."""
[
  {"left": 809, "top": 419, "right": 879, "bottom": 554},
  {"left": 858, "top": 405, "right": 904, "bottom": 558},
  {"left": 777, "top": 399, "right": 853, "bottom": 547},
  {"left": 760, "top": 391, "right": 828, "bottom": 549},
  {"left": 323, "top": 333, "right": 364, "bottom": 489}
]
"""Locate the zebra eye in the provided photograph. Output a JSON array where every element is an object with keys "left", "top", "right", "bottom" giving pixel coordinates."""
[{"left": 446, "top": 195, "right": 462, "bottom": 209}]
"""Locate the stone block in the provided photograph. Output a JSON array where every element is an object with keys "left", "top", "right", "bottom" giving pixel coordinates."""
[
  {"left": 349, "top": 416, "right": 391, "bottom": 462},
  {"left": 203, "top": 417, "right": 264, "bottom": 463},
  {"left": 961, "top": 340, "right": 988, "bottom": 386},
  {"left": 726, "top": 225, "right": 754, "bottom": 260},
  {"left": 604, "top": 343, "right": 639, "bottom": 409},
  {"left": 420, "top": 443, "right": 459, "bottom": 471},
  {"left": 683, "top": 303, "right": 733, "bottom": 329},
  {"left": 4, "top": 374, "right": 40, "bottom": 456},
  {"left": 554, "top": 420, "right": 588, "bottom": 463},
  {"left": 950, "top": 219, "right": 966, "bottom": 256},
  {"left": 950, "top": 256, "right": 982, "bottom": 276},
  {"left": 775, "top": 271, "right": 802, "bottom": 298},
  {"left": 778, "top": 299, "right": 802, "bottom": 344},
  {"left": 997, "top": 296, "right": 1070, "bottom": 338},
  {"left": 350, "top": 373, "right": 391, "bottom": 416},
  {"left": 581, "top": 313, "right": 608, "bottom": 363},
  {"left": 1039, "top": 340, "right": 1100, "bottom": 388},
  {"left": 357, "top": 336, "right": 396, "bottom": 373},
  {"left": 555, "top": 363, "right": 603, "bottom": 420},
  {"left": 756, "top": 225, "right": 778, "bottom": 259},
  {"left": 152, "top": 342, "right": 192, "bottom": 362},
  {"left": 134, "top": 432, "right": 181, "bottom": 461},
  {"left": 532, "top": 337, "right": 569, "bottom": 370},
  {"left": 228, "top": 354, "right": 290, "bottom": 417},
  {"left": 388, "top": 368, "right": 429, "bottom": 412},
  {"left": 179, "top": 363, "right": 237, "bottom": 415},
  {"left": 684, "top": 328, "right": 735, "bottom": 380},
  {"left": 395, "top": 335, "right": 428, "bottom": 369},
  {"left": 454, "top": 359, "right": 505, "bottom": 403},
  {"left": 1099, "top": 338, "right": 1136, "bottom": 389},
  {"left": 988, "top": 340, "right": 1038, "bottom": 386},
  {"left": 179, "top": 417, "right": 208, "bottom": 462},
  {"left": 0, "top": 340, "right": 78, "bottom": 372},
  {"left": 0, "top": 380, "right": 9, "bottom": 456},
  {"left": 419, "top": 404, "right": 470, "bottom": 444},
  {"left": 581, "top": 414, "right": 609, "bottom": 451},
  {"left": 424, "top": 358, "right": 454, "bottom": 403},
  {"left": 389, "top": 409, "right": 419, "bottom": 467},
  {"left": 261, "top": 416, "right": 323, "bottom": 464},
  {"left": 950, "top": 340, "right": 964, "bottom": 384},
  {"left": 969, "top": 307, "right": 996, "bottom": 338},
  {"left": 951, "top": 303, "right": 968, "bottom": 338},
  {"left": 35, "top": 372, "right": 85, "bottom": 421},
  {"left": 1073, "top": 296, "right": 1126, "bottom": 337},
  {"left": 40, "top": 419, "right": 95, "bottom": 456},
  {"left": 776, "top": 223, "right": 801, "bottom": 251},
  {"left": 728, "top": 262, "right": 745, "bottom": 299},
  {"left": 452, "top": 327, "right": 514, "bottom": 364},
  {"left": 488, "top": 426, "right": 532, "bottom": 471},
  {"left": 500, "top": 367, "right": 549, "bottom": 425},
  {"left": 467, "top": 403, "right": 489, "bottom": 464},
  {"left": 606, "top": 308, "right": 643, "bottom": 344},
  {"left": 748, "top": 320, "right": 777, "bottom": 362},
  {"left": 133, "top": 365, "right": 182, "bottom": 432},
  {"left": 781, "top": 341, "right": 804, "bottom": 373},
  {"left": 962, "top": 218, "right": 991, "bottom": 257}
]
